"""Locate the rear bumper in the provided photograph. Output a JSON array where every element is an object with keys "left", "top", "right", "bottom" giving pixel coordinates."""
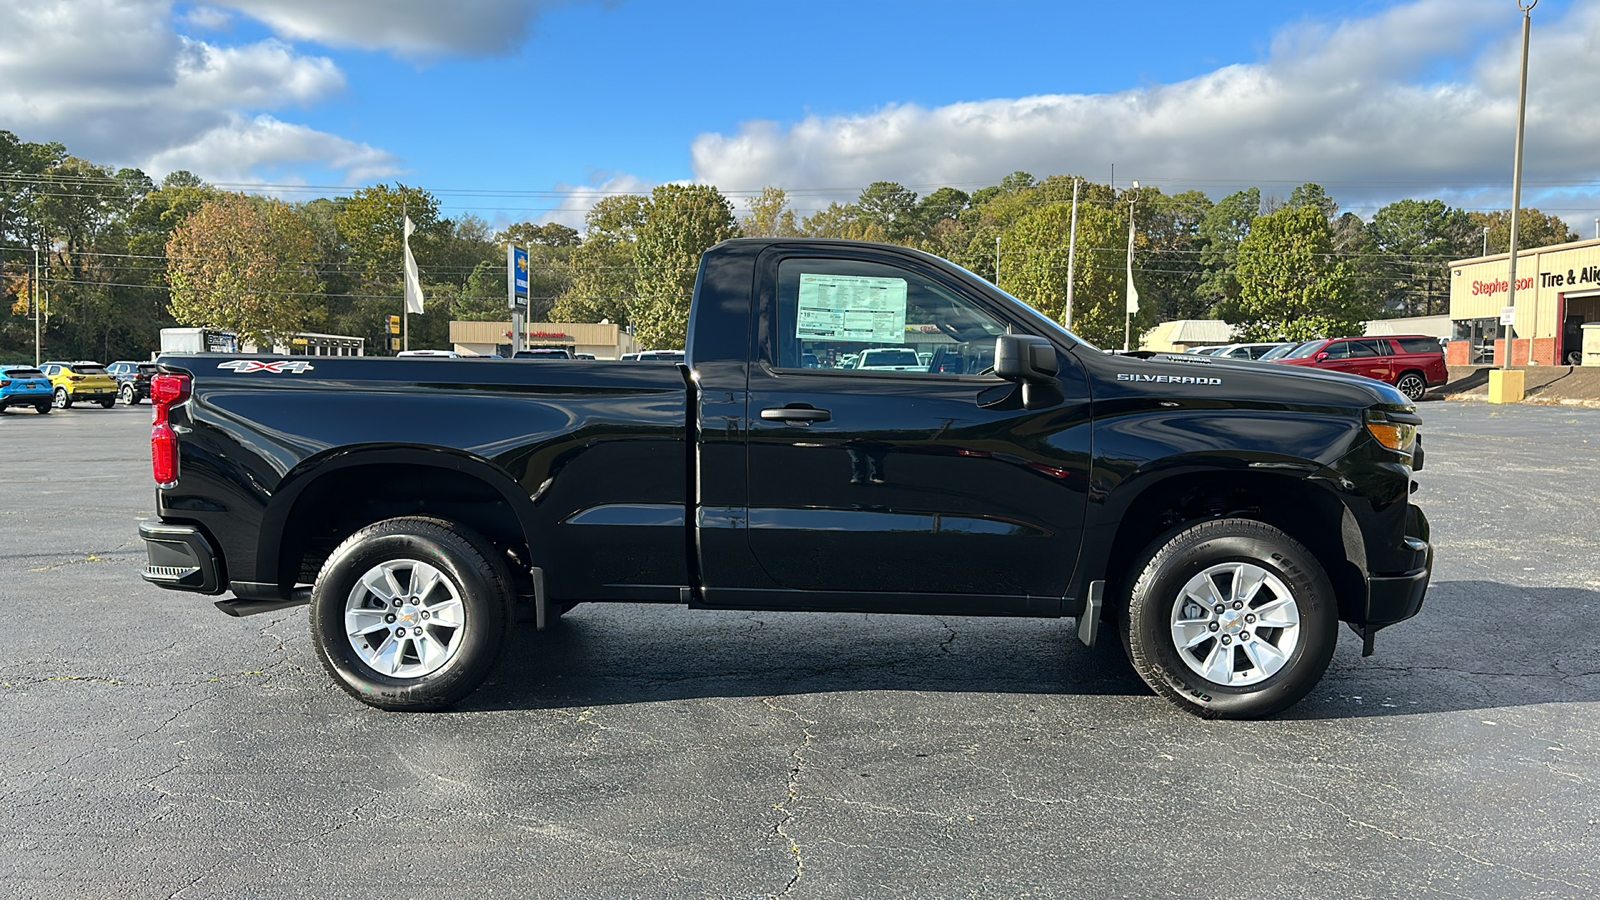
[{"left": 139, "top": 521, "right": 225, "bottom": 594}]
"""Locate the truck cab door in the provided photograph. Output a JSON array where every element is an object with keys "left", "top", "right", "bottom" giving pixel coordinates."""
[{"left": 710, "top": 245, "right": 1091, "bottom": 615}]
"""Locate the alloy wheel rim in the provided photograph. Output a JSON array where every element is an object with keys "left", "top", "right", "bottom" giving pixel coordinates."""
[
  {"left": 1398, "top": 374, "right": 1424, "bottom": 399},
  {"left": 1169, "top": 562, "right": 1301, "bottom": 687},
  {"left": 343, "top": 559, "right": 466, "bottom": 679}
]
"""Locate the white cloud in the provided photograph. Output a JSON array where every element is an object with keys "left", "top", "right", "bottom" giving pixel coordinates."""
[
  {"left": 689, "top": 0, "right": 1600, "bottom": 221},
  {"left": 147, "top": 114, "right": 401, "bottom": 184},
  {"left": 538, "top": 172, "right": 657, "bottom": 230},
  {"left": 0, "top": 0, "right": 385, "bottom": 185},
  {"left": 183, "top": 5, "right": 233, "bottom": 30},
  {"left": 211, "top": 0, "right": 564, "bottom": 58}
]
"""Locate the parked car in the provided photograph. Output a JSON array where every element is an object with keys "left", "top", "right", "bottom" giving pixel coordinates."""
[
  {"left": 1270, "top": 335, "right": 1447, "bottom": 400},
  {"left": 107, "top": 361, "right": 159, "bottom": 405},
  {"left": 0, "top": 364, "right": 54, "bottom": 414},
  {"left": 396, "top": 350, "right": 461, "bottom": 358},
  {"left": 1209, "top": 342, "right": 1294, "bottom": 360},
  {"left": 634, "top": 350, "right": 686, "bottom": 362},
  {"left": 853, "top": 347, "right": 924, "bottom": 372},
  {"left": 41, "top": 360, "right": 118, "bottom": 409},
  {"left": 1258, "top": 342, "right": 1306, "bottom": 360},
  {"left": 513, "top": 349, "right": 571, "bottom": 360}
]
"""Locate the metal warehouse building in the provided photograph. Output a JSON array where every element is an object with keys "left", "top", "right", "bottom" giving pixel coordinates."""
[{"left": 1448, "top": 237, "right": 1600, "bottom": 367}]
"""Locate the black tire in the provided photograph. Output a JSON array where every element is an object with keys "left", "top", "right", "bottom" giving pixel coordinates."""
[
  {"left": 1121, "top": 518, "right": 1338, "bottom": 719},
  {"left": 120, "top": 383, "right": 139, "bottom": 405},
  {"left": 98, "top": 397, "right": 115, "bottom": 409},
  {"left": 53, "top": 387, "right": 71, "bottom": 409},
  {"left": 1395, "top": 371, "right": 1427, "bottom": 401},
  {"left": 310, "top": 517, "right": 512, "bottom": 711},
  {"left": 35, "top": 403, "right": 50, "bottom": 415}
]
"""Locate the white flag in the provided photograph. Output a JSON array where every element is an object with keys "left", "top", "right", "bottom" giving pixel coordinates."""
[
  {"left": 1125, "top": 246, "right": 1139, "bottom": 313},
  {"left": 403, "top": 215, "right": 425, "bottom": 314}
]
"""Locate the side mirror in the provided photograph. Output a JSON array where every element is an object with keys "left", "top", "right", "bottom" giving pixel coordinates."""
[
  {"left": 995, "top": 334, "right": 1059, "bottom": 383},
  {"left": 994, "top": 334, "right": 1063, "bottom": 410},
  {"left": 1315, "top": 351, "right": 1329, "bottom": 361}
]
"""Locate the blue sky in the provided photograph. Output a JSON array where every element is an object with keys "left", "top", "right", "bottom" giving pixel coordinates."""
[{"left": 5, "top": 0, "right": 1599, "bottom": 232}]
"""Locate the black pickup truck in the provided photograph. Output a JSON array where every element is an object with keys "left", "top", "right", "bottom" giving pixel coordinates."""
[{"left": 139, "top": 238, "right": 1431, "bottom": 718}]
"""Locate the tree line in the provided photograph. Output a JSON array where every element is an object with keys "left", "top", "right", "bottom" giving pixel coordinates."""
[{"left": 0, "top": 128, "right": 1581, "bottom": 360}]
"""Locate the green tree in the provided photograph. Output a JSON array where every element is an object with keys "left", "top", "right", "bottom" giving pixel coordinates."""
[
  {"left": 740, "top": 186, "right": 800, "bottom": 238},
  {"left": 631, "top": 184, "right": 738, "bottom": 349},
  {"left": 1002, "top": 201, "right": 1127, "bottom": 348},
  {"left": 1287, "top": 183, "right": 1338, "bottom": 222},
  {"left": 1366, "top": 199, "right": 1476, "bottom": 316},
  {"left": 1195, "top": 188, "right": 1261, "bottom": 308},
  {"left": 551, "top": 194, "right": 649, "bottom": 326},
  {"left": 336, "top": 184, "right": 443, "bottom": 285},
  {"left": 1469, "top": 208, "right": 1580, "bottom": 255},
  {"left": 167, "top": 193, "right": 325, "bottom": 346},
  {"left": 856, "top": 181, "right": 919, "bottom": 242},
  {"left": 1223, "top": 205, "right": 1367, "bottom": 341}
]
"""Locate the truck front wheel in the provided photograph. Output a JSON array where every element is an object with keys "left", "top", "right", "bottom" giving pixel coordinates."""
[
  {"left": 310, "top": 517, "right": 511, "bottom": 711},
  {"left": 1121, "top": 518, "right": 1337, "bottom": 719}
]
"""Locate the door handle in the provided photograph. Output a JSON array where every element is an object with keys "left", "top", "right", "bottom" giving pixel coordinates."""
[{"left": 760, "top": 405, "right": 831, "bottom": 423}]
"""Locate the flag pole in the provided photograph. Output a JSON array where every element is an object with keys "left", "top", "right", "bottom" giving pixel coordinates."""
[{"left": 401, "top": 194, "right": 409, "bottom": 352}]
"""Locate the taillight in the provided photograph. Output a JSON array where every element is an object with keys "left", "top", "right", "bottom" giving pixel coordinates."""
[
  {"left": 0, "top": 380, "right": 10, "bottom": 388},
  {"left": 69, "top": 375, "right": 83, "bottom": 382},
  {"left": 151, "top": 373, "right": 191, "bottom": 488}
]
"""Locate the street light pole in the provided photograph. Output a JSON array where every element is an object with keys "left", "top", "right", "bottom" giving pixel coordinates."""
[{"left": 1502, "top": 0, "right": 1536, "bottom": 371}]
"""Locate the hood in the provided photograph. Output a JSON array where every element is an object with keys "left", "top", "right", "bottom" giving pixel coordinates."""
[{"left": 1084, "top": 350, "right": 1412, "bottom": 411}]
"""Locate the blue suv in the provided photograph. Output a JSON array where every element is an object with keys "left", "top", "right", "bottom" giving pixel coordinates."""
[{"left": 0, "top": 365, "right": 54, "bottom": 414}]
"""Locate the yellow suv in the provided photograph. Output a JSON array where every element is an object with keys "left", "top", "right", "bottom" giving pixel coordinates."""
[{"left": 42, "top": 360, "right": 119, "bottom": 409}]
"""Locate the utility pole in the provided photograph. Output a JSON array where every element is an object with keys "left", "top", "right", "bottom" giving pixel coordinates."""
[
  {"left": 1065, "top": 177, "right": 1080, "bottom": 330},
  {"left": 994, "top": 234, "right": 1001, "bottom": 287}
]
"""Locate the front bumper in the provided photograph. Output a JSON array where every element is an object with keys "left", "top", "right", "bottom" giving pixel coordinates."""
[
  {"left": 139, "top": 521, "right": 225, "bottom": 594},
  {"left": 1359, "top": 504, "right": 1431, "bottom": 652}
]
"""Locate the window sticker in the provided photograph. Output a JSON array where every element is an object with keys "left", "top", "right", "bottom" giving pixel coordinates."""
[{"left": 795, "top": 273, "right": 908, "bottom": 345}]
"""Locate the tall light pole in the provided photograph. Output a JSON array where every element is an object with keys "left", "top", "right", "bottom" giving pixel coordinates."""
[
  {"left": 1502, "top": 0, "right": 1536, "bottom": 372},
  {"left": 994, "top": 233, "right": 1002, "bottom": 288},
  {"left": 1482, "top": 226, "right": 1491, "bottom": 257}
]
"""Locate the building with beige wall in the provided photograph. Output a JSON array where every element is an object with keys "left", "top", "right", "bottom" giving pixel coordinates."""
[
  {"left": 1448, "top": 237, "right": 1600, "bottom": 366},
  {"left": 448, "top": 321, "right": 641, "bottom": 359}
]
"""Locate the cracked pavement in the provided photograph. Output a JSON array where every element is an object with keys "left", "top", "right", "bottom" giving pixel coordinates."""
[{"left": 1, "top": 400, "right": 1597, "bottom": 898}]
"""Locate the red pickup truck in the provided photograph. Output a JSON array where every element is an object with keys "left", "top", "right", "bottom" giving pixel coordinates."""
[{"left": 1271, "top": 335, "right": 1448, "bottom": 401}]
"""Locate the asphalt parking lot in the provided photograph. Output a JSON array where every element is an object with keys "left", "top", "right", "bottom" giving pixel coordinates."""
[{"left": 2, "top": 399, "right": 1598, "bottom": 899}]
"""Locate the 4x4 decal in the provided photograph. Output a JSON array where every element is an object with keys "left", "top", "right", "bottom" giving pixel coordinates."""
[{"left": 218, "top": 360, "right": 316, "bottom": 374}]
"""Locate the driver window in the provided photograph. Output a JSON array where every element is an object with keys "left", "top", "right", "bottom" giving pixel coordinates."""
[{"left": 776, "top": 258, "right": 1006, "bottom": 374}]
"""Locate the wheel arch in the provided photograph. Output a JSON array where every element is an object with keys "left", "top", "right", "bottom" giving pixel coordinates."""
[
  {"left": 259, "top": 446, "right": 540, "bottom": 596},
  {"left": 1084, "top": 465, "right": 1368, "bottom": 626}
]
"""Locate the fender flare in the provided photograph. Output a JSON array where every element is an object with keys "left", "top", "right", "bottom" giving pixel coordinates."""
[{"left": 255, "top": 444, "right": 541, "bottom": 587}]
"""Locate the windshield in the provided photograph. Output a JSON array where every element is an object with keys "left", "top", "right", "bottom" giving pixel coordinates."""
[
  {"left": 4, "top": 368, "right": 43, "bottom": 378},
  {"left": 1259, "top": 343, "right": 1301, "bottom": 360},
  {"left": 72, "top": 365, "right": 109, "bottom": 375},
  {"left": 1284, "top": 341, "right": 1327, "bottom": 359}
]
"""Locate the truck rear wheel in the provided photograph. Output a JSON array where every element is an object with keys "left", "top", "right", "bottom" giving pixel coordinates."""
[
  {"left": 1121, "top": 518, "right": 1337, "bottom": 719},
  {"left": 310, "top": 517, "right": 511, "bottom": 711}
]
